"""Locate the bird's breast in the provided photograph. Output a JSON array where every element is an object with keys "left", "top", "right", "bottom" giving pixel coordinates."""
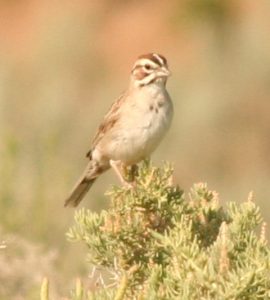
[
  {"left": 116, "top": 89, "right": 173, "bottom": 163},
  {"left": 100, "top": 86, "right": 173, "bottom": 165}
]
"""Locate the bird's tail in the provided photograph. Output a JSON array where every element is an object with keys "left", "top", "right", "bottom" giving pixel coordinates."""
[{"left": 65, "top": 160, "right": 103, "bottom": 207}]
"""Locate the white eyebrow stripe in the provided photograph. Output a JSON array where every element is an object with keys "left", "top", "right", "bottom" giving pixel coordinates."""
[{"left": 153, "top": 53, "right": 164, "bottom": 66}]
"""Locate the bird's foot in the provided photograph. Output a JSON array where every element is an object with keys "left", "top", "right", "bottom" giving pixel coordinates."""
[{"left": 122, "top": 180, "right": 136, "bottom": 189}]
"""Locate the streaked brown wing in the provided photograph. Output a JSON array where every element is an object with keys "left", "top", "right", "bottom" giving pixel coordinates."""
[{"left": 86, "top": 93, "right": 126, "bottom": 158}]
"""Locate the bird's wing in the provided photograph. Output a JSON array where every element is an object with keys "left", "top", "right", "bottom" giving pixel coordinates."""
[{"left": 86, "top": 93, "right": 126, "bottom": 158}]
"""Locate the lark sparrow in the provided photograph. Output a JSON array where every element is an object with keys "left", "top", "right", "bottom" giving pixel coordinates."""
[{"left": 65, "top": 53, "right": 173, "bottom": 207}]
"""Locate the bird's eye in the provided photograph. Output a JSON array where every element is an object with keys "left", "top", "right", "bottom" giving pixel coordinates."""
[{"left": 144, "top": 64, "right": 151, "bottom": 70}]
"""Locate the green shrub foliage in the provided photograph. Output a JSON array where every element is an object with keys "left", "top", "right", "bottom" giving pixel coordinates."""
[{"left": 65, "top": 161, "right": 270, "bottom": 299}]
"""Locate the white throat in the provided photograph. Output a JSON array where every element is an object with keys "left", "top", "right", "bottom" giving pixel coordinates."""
[{"left": 131, "top": 76, "right": 167, "bottom": 89}]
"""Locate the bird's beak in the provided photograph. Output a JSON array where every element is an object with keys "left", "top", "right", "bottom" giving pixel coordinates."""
[{"left": 158, "top": 67, "right": 171, "bottom": 77}]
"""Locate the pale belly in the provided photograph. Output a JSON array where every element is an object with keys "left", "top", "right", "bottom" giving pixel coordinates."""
[
  {"left": 105, "top": 100, "right": 173, "bottom": 164},
  {"left": 92, "top": 85, "right": 174, "bottom": 166}
]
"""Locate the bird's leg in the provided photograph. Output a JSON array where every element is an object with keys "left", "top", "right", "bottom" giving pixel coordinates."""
[
  {"left": 110, "top": 160, "right": 134, "bottom": 188},
  {"left": 121, "top": 164, "right": 138, "bottom": 186},
  {"left": 128, "top": 164, "right": 138, "bottom": 182}
]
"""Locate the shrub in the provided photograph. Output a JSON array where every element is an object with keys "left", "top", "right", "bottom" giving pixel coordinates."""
[{"left": 44, "top": 161, "right": 270, "bottom": 299}]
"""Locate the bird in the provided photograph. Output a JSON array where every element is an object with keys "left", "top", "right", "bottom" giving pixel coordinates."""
[{"left": 65, "top": 53, "right": 173, "bottom": 207}]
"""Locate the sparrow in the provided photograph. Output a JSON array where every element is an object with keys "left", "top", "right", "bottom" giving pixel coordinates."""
[{"left": 65, "top": 53, "right": 173, "bottom": 207}]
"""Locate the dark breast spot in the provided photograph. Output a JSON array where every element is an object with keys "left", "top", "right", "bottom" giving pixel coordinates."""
[
  {"left": 158, "top": 102, "right": 164, "bottom": 108},
  {"left": 149, "top": 105, "right": 154, "bottom": 111}
]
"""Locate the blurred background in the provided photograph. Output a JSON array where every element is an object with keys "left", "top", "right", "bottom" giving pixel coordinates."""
[{"left": 0, "top": 0, "right": 270, "bottom": 298}]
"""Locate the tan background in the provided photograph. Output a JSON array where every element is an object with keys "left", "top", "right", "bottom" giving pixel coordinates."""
[{"left": 0, "top": 1, "right": 270, "bottom": 298}]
